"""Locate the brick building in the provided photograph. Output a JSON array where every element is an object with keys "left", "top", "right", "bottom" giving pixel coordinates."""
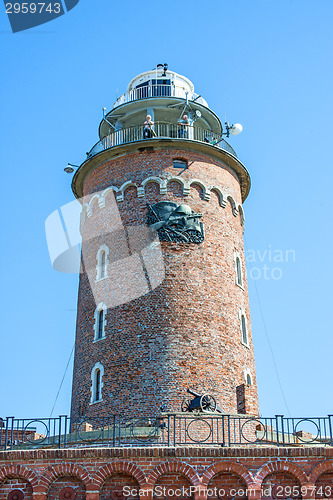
[
  {"left": 1, "top": 65, "right": 331, "bottom": 499},
  {"left": 70, "top": 64, "right": 258, "bottom": 420}
]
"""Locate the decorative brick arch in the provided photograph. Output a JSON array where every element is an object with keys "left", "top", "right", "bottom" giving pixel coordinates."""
[
  {"left": 89, "top": 194, "right": 101, "bottom": 211},
  {"left": 93, "top": 461, "right": 147, "bottom": 489},
  {"left": 189, "top": 178, "right": 209, "bottom": 200},
  {"left": 238, "top": 204, "right": 245, "bottom": 226},
  {"left": 166, "top": 176, "right": 187, "bottom": 192},
  {"left": 227, "top": 196, "right": 238, "bottom": 216},
  {"left": 38, "top": 462, "right": 92, "bottom": 494},
  {"left": 81, "top": 203, "right": 89, "bottom": 217},
  {"left": 201, "top": 460, "right": 254, "bottom": 488},
  {"left": 142, "top": 176, "right": 165, "bottom": 189},
  {"left": 0, "top": 464, "right": 38, "bottom": 488},
  {"left": 309, "top": 460, "right": 333, "bottom": 483},
  {"left": 209, "top": 186, "right": 227, "bottom": 207},
  {"left": 101, "top": 185, "right": 119, "bottom": 206},
  {"left": 119, "top": 181, "right": 138, "bottom": 201},
  {"left": 147, "top": 461, "right": 201, "bottom": 488},
  {"left": 254, "top": 460, "right": 308, "bottom": 487}
]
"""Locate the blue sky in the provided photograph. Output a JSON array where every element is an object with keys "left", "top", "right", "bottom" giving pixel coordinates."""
[{"left": 0, "top": 0, "right": 332, "bottom": 419}]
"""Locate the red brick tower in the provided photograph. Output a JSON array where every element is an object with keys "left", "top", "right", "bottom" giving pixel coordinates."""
[{"left": 70, "top": 64, "right": 259, "bottom": 421}]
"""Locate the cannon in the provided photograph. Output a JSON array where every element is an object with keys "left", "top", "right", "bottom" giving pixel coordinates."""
[{"left": 181, "top": 388, "right": 224, "bottom": 413}]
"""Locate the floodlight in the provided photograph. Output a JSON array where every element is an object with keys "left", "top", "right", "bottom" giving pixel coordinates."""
[
  {"left": 64, "top": 165, "right": 74, "bottom": 173},
  {"left": 230, "top": 123, "right": 243, "bottom": 135},
  {"left": 64, "top": 163, "right": 79, "bottom": 174}
]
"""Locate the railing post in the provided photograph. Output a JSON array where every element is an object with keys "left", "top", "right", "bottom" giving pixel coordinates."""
[
  {"left": 221, "top": 415, "right": 225, "bottom": 447},
  {"left": 4, "top": 417, "right": 9, "bottom": 450},
  {"left": 4, "top": 417, "right": 14, "bottom": 451},
  {"left": 167, "top": 414, "right": 170, "bottom": 447},
  {"left": 58, "top": 415, "right": 64, "bottom": 449},
  {"left": 118, "top": 415, "right": 121, "bottom": 447},
  {"left": 63, "top": 415, "right": 68, "bottom": 448},
  {"left": 275, "top": 415, "right": 284, "bottom": 446},
  {"left": 328, "top": 415, "right": 333, "bottom": 446},
  {"left": 227, "top": 414, "right": 231, "bottom": 447},
  {"left": 112, "top": 414, "right": 116, "bottom": 448}
]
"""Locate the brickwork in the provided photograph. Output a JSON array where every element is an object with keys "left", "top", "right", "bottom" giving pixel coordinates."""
[
  {"left": 236, "top": 385, "right": 258, "bottom": 415},
  {"left": 100, "top": 473, "right": 139, "bottom": 500},
  {"left": 47, "top": 476, "right": 86, "bottom": 500},
  {"left": 261, "top": 472, "right": 301, "bottom": 497},
  {"left": 0, "top": 447, "right": 332, "bottom": 500},
  {"left": 207, "top": 472, "right": 247, "bottom": 499},
  {"left": 0, "top": 429, "right": 44, "bottom": 447},
  {"left": 70, "top": 147, "right": 259, "bottom": 420},
  {"left": 0, "top": 477, "right": 33, "bottom": 500},
  {"left": 154, "top": 473, "right": 192, "bottom": 499}
]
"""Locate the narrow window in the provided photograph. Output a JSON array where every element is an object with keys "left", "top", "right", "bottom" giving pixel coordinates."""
[
  {"left": 236, "top": 256, "right": 243, "bottom": 287},
  {"left": 95, "top": 369, "right": 101, "bottom": 401},
  {"left": 97, "top": 309, "right": 104, "bottom": 339},
  {"left": 246, "top": 373, "right": 252, "bottom": 386},
  {"left": 90, "top": 362, "right": 104, "bottom": 404},
  {"left": 96, "top": 245, "right": 109, "bottom": 281},
  {"left": 94, "top": 303, "right": 106, "bottom": 341},
  {"left": 241, "top": 314, "right": 248, "bottom": 345},
  {"left": 100, "top": 250, "right": 106, "bottom": 278}
]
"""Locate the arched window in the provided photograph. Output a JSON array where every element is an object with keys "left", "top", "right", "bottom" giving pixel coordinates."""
[
  {"left": 96, "top": 245, "right": 109, "bottom": 281},
  {"left": 234, "top": 251, "right": 243, "bottom": 288},
  {"left": 241, "top": 314, "right": 248, "bottom": 344},
  {"left": 94, "top": 303, "right": 107, "bottom": 341},
  {"left": 236, "top": 257, "right": 243, "bottom": 286},
  {"left": 100, "top": 251, "right": 106, "bottom": 278},
  {"left": 239, "top": 308, "right": 249, "bottom": 347},
  {"left": 95, "top": 369, "right": 101, "bottom": 398},
  {"left": 97, "top": 309, "right": 104, "bottom": 339},
  {"left": 244, "top": 369, "right": 253, "bottom": 386},
  {"left": 90, "top": 362, "right": 104, "bottom": 403}
]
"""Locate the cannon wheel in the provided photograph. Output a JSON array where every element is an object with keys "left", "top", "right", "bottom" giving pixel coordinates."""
[
  {"left": 200, "top": 394, "right": 217, "bottom": 413},
  {"left": 181, "top": 398, "right": 192, "bottom": 412},
  {"left": 185, "top": 229, "right": 204, "bottom": 243}
]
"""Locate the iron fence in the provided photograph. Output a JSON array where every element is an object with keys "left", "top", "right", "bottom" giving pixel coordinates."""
[
  {"left": 88, "top": 122, "right": 237, "bottom": 158},
  {"left": 1, "top": 414, "right": 332, "bottom": 451}
]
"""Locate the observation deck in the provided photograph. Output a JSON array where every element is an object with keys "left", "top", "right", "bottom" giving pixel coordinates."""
[
  {"left": 72, "top": 65, "right": 251, "bottom": 201},
  {"left": 88, "top": 121, "right": 237, "bottom": 158},
  {"left": 98, "top": 65, "right": 225, "bottom": 143},
  {"left": 113, "top": 83, "right": 208, "bottom": 110}
]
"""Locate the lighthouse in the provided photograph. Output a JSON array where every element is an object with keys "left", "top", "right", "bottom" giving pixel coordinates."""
[{"left": 70, "top": 64, "right": 259, "bottom": 420}]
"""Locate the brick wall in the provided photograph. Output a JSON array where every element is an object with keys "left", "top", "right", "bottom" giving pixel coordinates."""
[
  {"left": 0, "top": 477, "right": 33, "bottom": 500},
  {"left": 70, "top": 147, "right": 259, "bottom": 421},
  {"left": 47, "top": 476, "right": 86, "bottom": 500},
  {"left": 0, "top": 446, "right": 332, "bottom": 500}
]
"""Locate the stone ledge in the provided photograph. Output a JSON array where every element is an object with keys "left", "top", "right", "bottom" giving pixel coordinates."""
[{"left": 1, "top": 445, "right": 332, "bottom": 461}]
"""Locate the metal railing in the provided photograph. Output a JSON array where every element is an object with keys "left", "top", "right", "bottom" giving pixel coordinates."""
[
  {"left": 88, "top": 122, "right": 237, "bottom": 158},
  {"left": 1, "top": 414, "right": 332, "bottom": 450},
  {"left": 113, "top": 85, "right": 208, "bottom": 108}
]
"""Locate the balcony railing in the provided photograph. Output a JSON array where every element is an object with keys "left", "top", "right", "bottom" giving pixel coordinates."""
[
  {"left": 113, "top": 84, "right": 208, "bottom": 108},
  {"left": 88, "top": 122, "right": 237, "bottom": 158},
  {"left": 1, "top": 414, "right": 332, "bottom": 450}
]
